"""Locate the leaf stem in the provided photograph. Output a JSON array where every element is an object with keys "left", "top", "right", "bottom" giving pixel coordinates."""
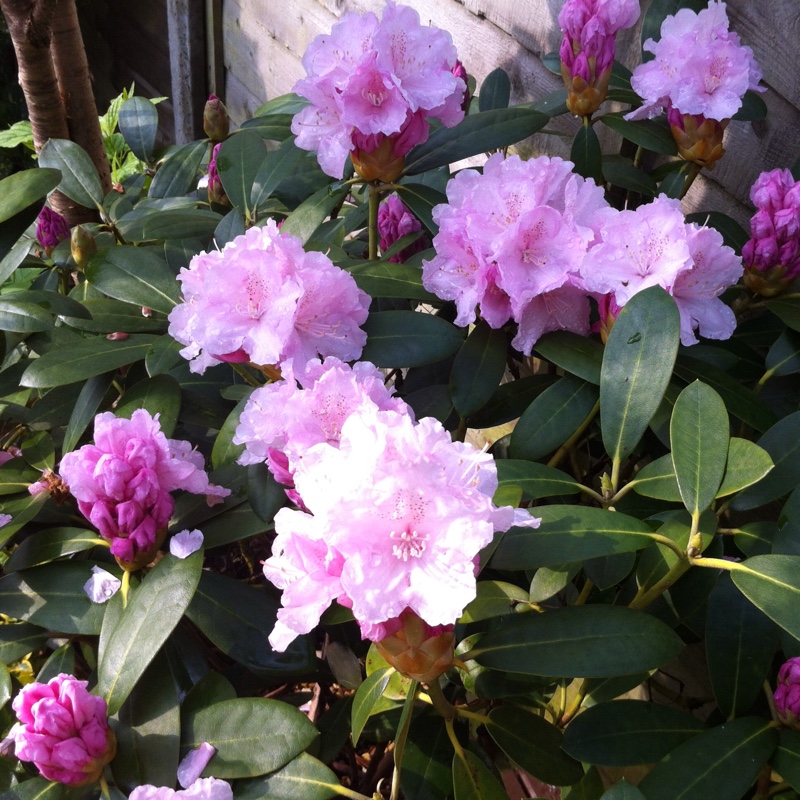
[
  {"left": 120, "top": 570, "right": 131, "bottom": 608},
  {"left": 628, "top": 554, "right": 691, "bottom": 611},
  {"left": 389, "top": 681, "right": 419, "bottom": 800},
  {"left": 426, "top": 678, "right": 456, "bottom": 721},
  {"left": 368, "top": 183, "right": 382, "bottom": 261},
  {"left": 445, "top": 717, "right": 465, "bottom": 760},
  {"left": 560, "top": 678, "right": 591, "bottom": 726},
  {"left": 547, "top": 399, "right": 600, "bottom": 470}
]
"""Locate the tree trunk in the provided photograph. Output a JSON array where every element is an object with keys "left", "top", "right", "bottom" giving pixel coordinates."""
[{"left": 50, "top": 0, "right": 111, "bottom": 196}]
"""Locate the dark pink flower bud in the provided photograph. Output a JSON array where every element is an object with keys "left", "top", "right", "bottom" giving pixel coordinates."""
[
  {"left": 378, "top": 195, "right": 429, "bottom": 263},
  {"left": 351, "top": 110, "right": 429, "bottom": 183},
  {"left": 36, "top": 206, "right": 70, "bottom": 252},
  {"left": 5, "top": 674, "right": 116, "bottom": 786},
  {"left": 775, "top": 657, "right": 800, "bottom": 729},
  {"left": 207, "top": 143, "right": 229, "bottom": 206},
  {"left": 452, "top": 60, "right": 471, "bottom": 114}
]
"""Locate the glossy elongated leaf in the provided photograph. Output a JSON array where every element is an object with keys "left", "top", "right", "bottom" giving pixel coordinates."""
[
  {"left": 0, "top": 494, "right": 47, "bottom": 547},
  {"left": 21, "top": 335, "right": 158, "bottom": 389},
  {"left": 361, "top": 311, "right": 463, "bottom": 368},
  {"left": 116, "top": 375, "right": 181, "bottom": 438},
  {"left": 116, "top": 208, "right": 221, "bottom": 242},
  {"left": 766, "top": 294, "right": 800, "bottom": 333},
  {"left": 281, "top": 184, "right": 348, "bottom": 244},
  {"left": 63, "top": 373, "right": 114, "bottom": 454},
  {"left": 348, "top": 261, "right": 438, "bottom": 303},
  {"left": 468, "top": 605, "right": 683, "bottom": 677},
  {"left": 0, "top": 562, "right": 106, "bottom": 634},
  {"left": 149, "top": 141, "right": 207, "bottom": 198},
  {"left": 491, "top": 505, "right": 655, "bottom": 569},
  {"left": 0, "top": 168, "right": 62, "bottom": 224},
  {"left": 196, "top": 502, "right": 271, "bottom": 549},
  {"left": 99, "top": 552, "right": 202, "bottom": 714},
  {"left": 479, "top": 68, "right": 511, "bottom": 112},
  {"left": 487, "top": 706, "right": 583, "bottom": 785},
  {"left": 731, "top": 412, "right": 800, "bottom": 510},
  {"left": 21, "top": 431, "right": 59, "bottom": 472},
  {"left": 530, "top": 564, "right": 579, "bottom": 602},
  {"left": 638, "top": 717, "right": 777, "bottom": 800},
  {"left": 509, "top": 375, "right": 598, "bottom": 461},
  {"left": 351, "top": 667, "right": 392, "bottom": 743},
  {"left": 717, "top": 438, "right": 774, "bottom": 498},
  {"left": 732, "top": 90, "right": 768, "bottom": 121},
  {"left": 37, "top": 643, "right": 76, "bottom": 683},
  {"left": 404, "top": 107, "right": 549, "bottom": 174},
  {"left": 773, "top": 729, "right": 800, "bottom": 792},
  {"left": 468, "top": 374, "right": 558, "bottom": 428},
  {"left": 601, "top": 286, "right": 680, "bottom": 463},
  {"left": 631, "top": 454, "right": 681, "bottom": 501},
  {"left": 598, "top": 113, "right": 678, "bottom": 155},
  {"left": 563, "top": 767, "right": 604, "bottom": 800},
  {"left": 765, "top": 329, "right": 800, "bottom": 376},
  {"left": 0, "top": 464, "right": 38, "bottom": 495},
  {"left": 731, "top": 555, "right": 800, "bottom": 640},
  {"left": 250, "top": 136, "right": 305, "bottom": 209},
  {"left": 584, "top": 551, "right": 635, "bottom": 590},
  {"left": 670, "top": 381, "right": 729, "bottom": 514},
  {"left": 0, "top": 299, "right": 53, "bottom": 332},
  {"left": 674, "top": 355, "right": 775, "bottom": 433},
  {"left": 39, "top": 138, "right": 103, "bottom": 208},
  {"left": 0, "top": 622, "right": 49, "bottom": 664},
  {"left": 460, "top": 580, "right": 530, "bottom": 623},
  {"left": 12, "top": 289, "right": 92, "bottom": 320},
  {"left": 86, "top": 246, "right": 180, "bottom": 313},
  {"left": 452, "top": 749, "right": 509, "bottom": 800},
  {"left": 401, "top": 716, "right": 453, "bottom": 800},
  {"left": 235, "top": 753, "right": 341, "bottom": 800},
  {"left": 4, "top": 527, "right": 103, "bottom": 571},
  {"left": 450, "top": 321, "right": 507, "bottom": 417},
  {"left": 602, "top": 160, "right": 658, "bottom": 196},
  {"left": 216, "top": 130, "right": 268, "bottom": 215},
  {"left": 571, "top": 123, "right": 603, "bottom": 183},
  {"left": 61, "top": 298, "right": 167, "bottom": 334},
  {"left": 118, "top": 96, "right": 159, "bottom": 162},
  {"left": 562, "top": 700, "right": 705, "bottom": 766},
  {"left": 238, "top": 113, "right": 294, "bottom": 141},
  {"left": 397, "top": 183, "right": 447, "bottom": 235},
  {"left": 186, "top": 571, "right": 314, "bottom": 676},
  {"left": 4, "top": 778, "right": 65, "bottom": 800},
  {"left": 706, "top": 574, "right": 779, "bottom": 718},
  {"left": 495, "top": 459, "right": 581, "bottom": 499},
  {"left": 111, "top": 652, "right": 180, "bottom": 793},
  {"left": 535, "top": 331, "right": 604, "bottom": 384},
  {"left": 182, "top": 698, "right": 318, "bottom": 778}
]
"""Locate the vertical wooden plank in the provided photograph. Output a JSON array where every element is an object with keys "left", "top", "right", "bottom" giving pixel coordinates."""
[{"left": 167, "top": 0, "right": 207, "bottom": 142}]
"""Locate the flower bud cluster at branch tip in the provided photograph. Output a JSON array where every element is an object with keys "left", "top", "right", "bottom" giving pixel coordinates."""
[
  {"left": 378, "top": 195, "right": 430, "bottom": 263},
  {"left": 775, "top": 657, "right": 800, "bottom": 729},
  {"left": 206, "top": 143, "right": 229, "bottom": 206},
  {"left": 36, "top": 206, "right": 70, "bottom": 255},
  {"left": 3, "top": 674, "right": 115, "bottom": 786},
  {"left": 558, "top": 0, "right": 640, "bottom": 117},
  {"left": 742, "top": 168, "right": 800, "bottom": 297},
  {"left": 59, "top": 410, "right": 229, "bottom": 569},
  {"left": 70, "top": 225, "right": 97, "bottom": 270},
  {"left": 626, "top": 1, "right": 763, "bottom": 167},
  {"left": 290, "top": 1, "right": 466, "bottom": 181},
  {"left": 168, "top": 221, "right": 370, "bottom": 377},
  {"left": 203, "top": 95, "right": 230, "bottom": 143}
]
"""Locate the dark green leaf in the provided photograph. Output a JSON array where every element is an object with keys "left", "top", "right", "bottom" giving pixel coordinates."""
[
  {"left": 460, "top": 580, "right": 529, "bottom": 623},
  {"left": 63, "top": 373, "right": 114, "bottom": 453},
  {"left": 253, "top": 93, "right": 309, "bottom": 117},
  {"left": 217, "top": 131, "right": 268, "bottom": 215},
  {"left": 601, "top": 286, "right": 680, "bottom": 462},
  {"left": 186, "top": 571, "right": 314, "bottom": 676},
  {"left": 0, "top": 562, "right": 106, "bottom": 634},
  {"left": 670, "top": 381, "right": 729, "bottom": 514},
  {"left": 149, "top": 141, "right": 207, "bottom": 199},
  {"left": 118, "top": 97, "right": 159, "bottom": 162},
  {"left": 563, "top": 767, "right": 604, "bottom": 800},
  {"left": 598, "top": 114, "right": 677, "bottom": 155},
  {"left": 116, "top": 375, "right": 181, "bottom": 437},
  {"left": 487, "top": 706, "right": 583, "bottom": 785},
  {"left": 468, "top": 605, "right": 683, "bottom": 677},
  {"left": 21, "top": 431, "right": 54, "bottom": 471},
  {"left": 706, "top": 574, "right": 779, "bottom": 717},
  {"left": 640, "top": 0, "right": 707, "bottom": 62},
  {"left": 0, "top": 622, "right": 48, "bottom": 664},
  {"left": 361, "top": 311, "right": 463, "bottom": 368},
  {"left": 535, "top": 331, "right": 604, "bottom": 385},
  {"left": 351, "top": 667, "right": 392, "bottom": 743},
  {"left": 495, "top": 458, "right": 581, "bottom": 500},
  {"left": 281, "top": 184, "right": 348, "bottom": 244},
  {"left": 238, "top": 114, "right": 295, "bottom": 142},
  {"left": 0, "top": 299, "right": 53, "bottom": 332},
  {"left": 468, "top": 375, "right": 558, "bottom": 429},
  {"left": 348, "top": 261, "right": 438, "bottom": 303},
  {"left": 630, "top": 454, "right": 681, "bottom": 501},
  {"left": 235, "top": 753, "right": 341, "bottom": 800},
  {"left": 37, "top": 643, "right": 76, "bottom": 683},
  {"left": 731, "top": 555, "right": 800, "bottom": 640},
  {"left": 98, "top": 551, "right": 202, "bottom": 714},
  {"left": 39, "top": 139, "right": 103, "bottom": 208},
  {"left": 717, "top": 438, "right": 774, "bottom": 498},
  {"left": 602, "top": 160, "right": 658, "bottom": 196},
  {"left": 571, "top": 123, "right": 603, "bottom": 183},
  {"left": 3, "top": 778, "right": 65, "bottom": 800},
  {"left": 404, "top": 107, "right": 549, "bottom": 175},
  {"left": 0, "top": 168, "right": 61, "bottom": 224},
  {"left": 182, "top": 697, "right": 318, "bottom": 778},
  {"left": 766, "top": 329, "right": 800, "bottom": 376},
  {"left": 250, "top": 136, "right": 305, "bottom": 210},
  {"left": 765, "top": 295, "right": 800, "bottom": 334},
  {"left": 450, "top": 321, "right": 507, "bottom": 417},
  {"left": 732, "top": 90, "right": 768, "bottom": 121},
  {"left": 397, "top": 183, "right": 447, "bottom": 235},
  {"left": 86, "top": 246, "right": 180, "bottom": 313},
  {"left": 401, "top": 715, "right": 453, "bottom": 800},
  {"left": 4, "top": 527, "right": 104, "bottom": 571},
  {"left": 62, "top": 298, "right": 168, "bottom": 334},
  {"left": 116, "top": 207, "right": 221, "bottom": 242},
  {"left": 479, "top": 68, "right": 511, "bottom": 112},
  {"left": 562, "top": 700, "right": 704, "bottom": 766},
  {"left": 599, "top": 781, "right": 647, "bottom": 800},
  {"left": 638, "top": 717, "right": 777, "bottom": 800},
  {"left": 509, "top": 375, "right": 598, "bottom": 461},
  {"left": 584, "top": 551, "right": 635, "bottom": 590},
  {"left": 452, "top": 749, "right": 509, "bottom": 800},
  {"left": 773, "top": 729, "right": 800, "bottom": 792},
  {"left": 21, "top": 335, "right": 159, "bottom": 389}
]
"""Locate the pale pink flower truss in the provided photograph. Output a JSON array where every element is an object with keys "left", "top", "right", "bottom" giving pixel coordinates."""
[
  {"left": 291, "top": 2, "right": 466, "bottom": 179},
  {"left": 627, "top": 1, "right": 763, "bottom": 123},
  {"left": 234, "top": 357, "right": 410, "bottom": 497},
  {"left": 4, "top": 674, "right": 115, "bottom": 786},
  {"left": 168, "top": 220, "right": 370, "bottom": 377},
  {"left": 59, "top": 410, "right": 229, "bottom": 565},
  {"left": 421, "top": 153, "right": 612, "bottom": 353},
  {"left": 263, "top": 408, "right": 540, "bottom": 651}
]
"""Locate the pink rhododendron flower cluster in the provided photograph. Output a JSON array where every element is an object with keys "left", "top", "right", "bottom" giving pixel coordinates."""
[
  {"left": 4, "top": 674, "right": 115, "bottom": 786},
  {"left": 59, "top": 410, "right": 229, "bottom": 566},
  {"left": 378, "top": 195, "right": 429, "bottom": 263},
  {"left": 775, "top": 657, "right": 800, "bottom": 729},
  {"left": 627, "top": 1, "right": 762, "bottom": 123},
  {"left": 168, "top": 220, "right": 370, "bottom": 377},
  {"left": 290, "top": 2, "right": 466, "bottom": 179},
  {"left": 742, "top": 168, "right": 800, "bottom": 294},
  {"left": 263, "top": 407, "right": 540, "bottom": 651},
  {"left": 558, "top": 0, "right": 640, "bottom": 116},
  {"left": 421, "top": 152, "right": 613, "bottom": 353},
  {"left": 234, "top": 357, "right": 410, "bottom": 502}
]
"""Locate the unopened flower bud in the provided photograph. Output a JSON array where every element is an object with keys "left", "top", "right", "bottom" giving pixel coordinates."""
[
  {"left": 351, "top": 109, "right": 428, "bottom": 183},
  {"left": 775, "top": 657, "right": 800, "bottom": 729},
  {"left": 207, "top": 143, "right": 229, "bottom": 206},
  {"left": 36, "top": 206, "right": 70, "bottom": 256},
  {"left": 452, "top": 60, "right": 471, "bottom": 115},
  {"left": 378, "top": 195, "right": 429, "bottom": 263},
  {"left": 203, "top": 94, "right": 230, "bottom": 142},
  {"left": 667, "top": 108, "right": 727, "bottom": 168},
  {"left": 373, "top": 610, "right": 455, "bottom": 683},
  {"left": 70, "top": 225, "right": 97, "bottom": 270}
]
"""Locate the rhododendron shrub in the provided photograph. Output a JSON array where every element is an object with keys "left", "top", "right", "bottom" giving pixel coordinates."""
[{"left": 4, "top": 2, "right": 800, "bottom": 800}]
